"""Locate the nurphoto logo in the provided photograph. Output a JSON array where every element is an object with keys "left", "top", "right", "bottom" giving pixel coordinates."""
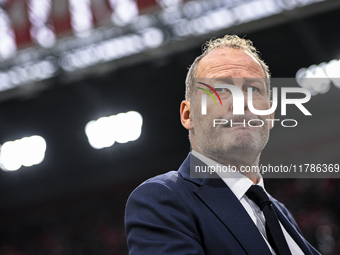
[{"left": 196, "top": 80, "right": 312, "bottom": 128}]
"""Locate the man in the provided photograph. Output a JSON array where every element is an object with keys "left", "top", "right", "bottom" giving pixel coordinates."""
[{"left": 125, "top": 35, "right": 320, "bottom": 255}]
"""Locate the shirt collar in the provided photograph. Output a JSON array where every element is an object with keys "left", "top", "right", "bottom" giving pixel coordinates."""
[{"left": 191, "top": 150, "right": 266, "bottom": 201}]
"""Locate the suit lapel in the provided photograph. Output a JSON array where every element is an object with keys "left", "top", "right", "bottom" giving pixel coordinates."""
[
  {"left": 194, "top": 177, "right": 272, "bottom": 255},
  {"left": 179, "top": 153, "right": 319, "bottom": 255},
  {"left": 272, "top": 203, "right": 317, "bottom": 255},
  {"left": 179, "top": 154, "right": 272, "bottom": 255}
]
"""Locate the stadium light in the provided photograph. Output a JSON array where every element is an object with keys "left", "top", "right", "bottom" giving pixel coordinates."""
[
  {"left": 28, "top": 0, "right": 56, "bottom": 48},
  {"left": 0, "top": 135, "right": 47, "bottom": 171},
  {"left": 85, "top": 111, "right": 143, "bottom": 149},
  {"left": 296, "top": 59, "right": 340, "bottom": 96}
]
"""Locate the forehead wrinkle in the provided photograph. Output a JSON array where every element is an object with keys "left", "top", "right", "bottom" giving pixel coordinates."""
[
  {"left": 200, "top": 65, "right": 264, "bottom": 79},
  {"left": 196, "top": 48, "right": 265, "bottom": 79}
]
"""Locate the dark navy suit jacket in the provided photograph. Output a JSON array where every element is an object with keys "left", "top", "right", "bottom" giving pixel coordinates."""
[{"left": 125, "top": 154, "right": 320, "bottom": 255}]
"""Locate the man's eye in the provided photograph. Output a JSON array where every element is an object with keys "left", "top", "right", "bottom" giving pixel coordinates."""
[
  {"left": 250, "top": 86, "right": 259, "bottom": 93},
  {"left": 215, "top": 88, "right": 224, "bottom": 93}
]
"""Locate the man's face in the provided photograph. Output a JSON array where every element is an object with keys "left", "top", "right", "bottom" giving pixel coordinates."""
[{"left": 190, "top": 48, "right": 274, "bottom": 165}]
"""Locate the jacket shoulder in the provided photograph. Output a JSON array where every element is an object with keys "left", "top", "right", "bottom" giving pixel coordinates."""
[
  {"left": 125, "top": 171, "right": 205, "bottom": 255},
  {"left": 127, "top": 170, "right": 194, "bottom": 205}
]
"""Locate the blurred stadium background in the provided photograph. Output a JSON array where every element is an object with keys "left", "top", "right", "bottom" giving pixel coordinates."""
[{"left": 0, "top": 0, "right": 339, "bottom": 254}]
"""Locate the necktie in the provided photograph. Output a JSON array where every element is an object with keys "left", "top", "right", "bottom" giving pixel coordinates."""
[{"left": 246, "top": 185, "right": 292, "bottom": 255}]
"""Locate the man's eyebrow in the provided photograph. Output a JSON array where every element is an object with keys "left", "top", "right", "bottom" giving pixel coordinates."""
[
  {"left": 244, "top": 78, "right": 266, "bottom": 83},
  {"left": 209, "top": 77, "right": 234, "bottom": 84},
  {"left": 244, "top": 78, "right": 267, "bottom": 89}
]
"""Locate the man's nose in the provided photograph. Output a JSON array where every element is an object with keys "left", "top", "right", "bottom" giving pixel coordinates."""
[
  {"left": 243, "top": 91, "right": 249, "bottom": 112},
  {"left": 229, "top": 90, "right": 249, "bottom": 112}
]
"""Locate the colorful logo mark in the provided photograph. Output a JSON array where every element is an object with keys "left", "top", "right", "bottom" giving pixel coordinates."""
[{"left": 196, "top": 82, "right": 223, "bottom": 106}]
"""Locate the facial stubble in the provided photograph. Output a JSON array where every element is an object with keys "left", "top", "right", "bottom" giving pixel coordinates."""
[{"left": 191, "top": 103, "right": 270, "bottom": 167}]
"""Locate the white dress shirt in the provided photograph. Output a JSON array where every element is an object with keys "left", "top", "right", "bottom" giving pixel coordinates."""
[{"left": 191, "top": 150, "right": 304, "bottom": 255}]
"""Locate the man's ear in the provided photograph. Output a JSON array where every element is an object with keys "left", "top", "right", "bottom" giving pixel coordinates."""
[
  {"left": 180, "top": 100, "right": 191, "bottom": 130},
  {"left": 269, "top": 100, "right": 275, "bottom": 129}
]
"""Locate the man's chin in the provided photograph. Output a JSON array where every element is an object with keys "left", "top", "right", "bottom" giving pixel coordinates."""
[
  {"left": 202, "top": 140, "right": 257, "bottom": 159},
  {"left": 216, "top": 135, "right": 260, "bottom": 154}
]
